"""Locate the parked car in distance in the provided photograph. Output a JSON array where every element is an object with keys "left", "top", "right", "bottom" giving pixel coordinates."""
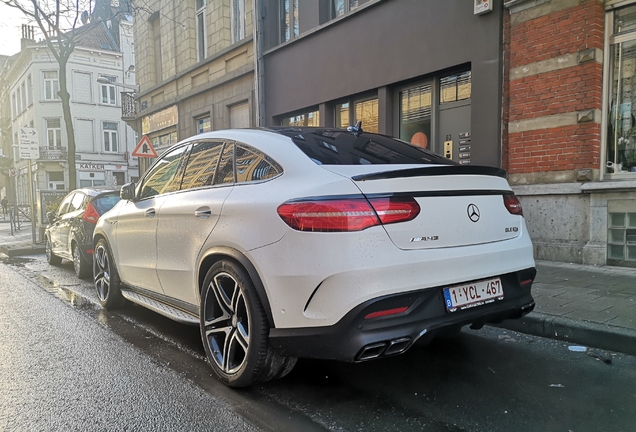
[
  {"left": 45, "top": 186, "right": 121, "bottom": 279},
  {"left": 93, "top": 127, "right": 536, "bottom": 388}
]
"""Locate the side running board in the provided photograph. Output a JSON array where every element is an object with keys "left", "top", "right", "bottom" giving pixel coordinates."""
[{"left": 121, "top": 290, "right": 199, "bottom": 326}]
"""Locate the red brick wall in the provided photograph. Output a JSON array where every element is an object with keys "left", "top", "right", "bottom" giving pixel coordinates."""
[{"left": 503, "top": 0, "right": 604, "bottom": 175}]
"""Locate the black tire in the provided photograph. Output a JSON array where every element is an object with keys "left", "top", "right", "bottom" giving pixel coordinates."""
[
  {"left": 93, "top": 238, "right": 124, "bottom": 309},
  {"left": 200, "top": 260, "right": 296, "bottom": 388},
  {"left": 72, "top": 243, "right": 91, "bottom": 279},
  {"left": 45, "top": 235, "right": 62, "bottom": 265}
]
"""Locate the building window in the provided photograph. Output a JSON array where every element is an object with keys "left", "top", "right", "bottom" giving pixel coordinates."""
[
  {"left": 281, "top": 109, "right": 320, "bottom": 127},
  {"left": 196, "top": 0, "right": 206, "bottom": 62},
  {"left": 281, "top": 0, "right": 299, "bottom": 42},
  {"left": 43, "top": 71, "right": 60, "bottom": 100},
  {"left": 197, "top": 115, "right": 211, "bottom": 134},
  {"left": 11, "top": 93, "right": 16, "bottom": 118},
  {"left": 16, "top": 87, "right": 21, "bottom": 113},
  {"left": 331, "top": 0, "right": 361, "bottom": 18},
  {"left": 46, "top": 118, "right": 62, "bottom": 148},
  {"left": 100, "top": 76, "right": 117, "bottom": 105},
  {"left": 230, "top": 102, "right": 250, "bottom": 128},
  {"left": 232, "top": 0, "right": 246, "bottom": 43},
  {"left": 335, "top": 97, "right": 378, "bottom": 133},
  {"left": 608, "top": 212, "right": 636, "bottom": 264},
  {"left": 440, "top": 71, "right": 472, "bottom": 104},
  {"left": 20, "top": 82, "right": 26, "bottom": 112},
  {"left": 27, "top": 75, "right": 32, "bottom": 106},
  {"left": 400, "top": 84, "right": 432, "bottom": 148},
  {"left": 103, "top": 122, "right": 118, "bottom": 153},
  {"left": 47, "top": 171, "right": 65, "bottom": 190},
  {"left": 607, "top": 5, "right": 636, "bottom": 175}
]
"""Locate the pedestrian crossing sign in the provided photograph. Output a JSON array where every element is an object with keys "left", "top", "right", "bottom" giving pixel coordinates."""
[{"left": 132, "top": 135, "right": 158, "bottom": 158}]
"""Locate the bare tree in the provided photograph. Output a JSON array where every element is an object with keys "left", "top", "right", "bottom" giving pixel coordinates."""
[{"left": 1, "top": 0, "right": 130, "bottom": 190}]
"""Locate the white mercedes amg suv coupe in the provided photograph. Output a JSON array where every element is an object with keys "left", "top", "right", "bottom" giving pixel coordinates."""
[{"left": 93, "top": 127, "right": 536, "bottom": 387}]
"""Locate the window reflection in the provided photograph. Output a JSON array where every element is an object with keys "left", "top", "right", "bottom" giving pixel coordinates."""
[
  {"left": 180, "top": 141, "right": 224, "bottom": 189},
  {"left": 281, "top": 110, "right": 320, "bottom": 127},
  {"left": 354, "top": 99, "right": 378, "bottom": 133},
  {"left": 140, "top": 145, "right": 189, "bottom": 199},
  {"left": 400, "top": 84, "right": 431, "bottom": 148},
  {"left": 236, "top": 144, "right": 283, "bottom": 182}
]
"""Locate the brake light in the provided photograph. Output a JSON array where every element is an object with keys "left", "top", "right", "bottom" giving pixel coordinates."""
[
  {"left": 503, "top": 193, "right": 523, "bottom": 216},
  {"left": 83, "top": 202, "right": 100, "bottom": 224},
  {"left": 277, "top": 197, "right": 420, "bottom": 232}
]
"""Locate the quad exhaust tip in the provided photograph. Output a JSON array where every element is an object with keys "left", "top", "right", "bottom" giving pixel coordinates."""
[{"left": 357, "top": 337, "right": 412, "bottom": 361}]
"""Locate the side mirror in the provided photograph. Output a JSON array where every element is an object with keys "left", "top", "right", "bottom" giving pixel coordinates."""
[
  {"left": 46, "top": 212, "right": 56, "bottom": 224},
  {"left": 120, "top": 182, "right": 137, "bottom": 201}
]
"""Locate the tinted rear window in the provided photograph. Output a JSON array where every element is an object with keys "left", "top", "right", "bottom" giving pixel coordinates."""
[
  {"left": 272, "top": 128, "right": 453, "bottom": 165},
  {"left": 93, "top": 193, "right": 120, "bottom": 215}
]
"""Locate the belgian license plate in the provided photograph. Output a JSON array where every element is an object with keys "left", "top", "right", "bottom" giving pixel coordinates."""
[{"left": 443, "top": 277, "right": 503, "bottom": 312}]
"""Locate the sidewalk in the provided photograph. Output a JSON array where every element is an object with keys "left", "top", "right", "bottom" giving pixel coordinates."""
[
  {"left": 0, "top": 219, "right": 45, "bottom": 256},
  {"left": 1, "top": 218, "right": 634, "bottom": 356}
]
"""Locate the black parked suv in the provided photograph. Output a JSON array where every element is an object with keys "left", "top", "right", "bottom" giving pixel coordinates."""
[{"left": 45, "top": 186, "right": 121, "bottom": 278}]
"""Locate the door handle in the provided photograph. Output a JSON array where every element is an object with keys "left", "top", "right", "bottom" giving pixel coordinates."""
[
  {"left": 145, "top": 208, "right": 156, "bottom": 218},
  {"left": 194, "top": 208, "right": 212, "bottom": 219}
]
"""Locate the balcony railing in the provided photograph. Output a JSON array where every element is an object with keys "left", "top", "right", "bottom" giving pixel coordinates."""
[
  {"left": 38, "top": 146, "right": 68, "bottom": 160},
  {"left": 122, "top": 92, "right": 137, "bottom": 119}
]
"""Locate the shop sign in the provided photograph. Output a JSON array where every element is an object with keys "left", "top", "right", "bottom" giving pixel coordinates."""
[
  {"left": 77, "top": 163, "right": 105, "bottom": 171},
  {"left": 142, "top": 105, "right": 178, "bottom": 134}
]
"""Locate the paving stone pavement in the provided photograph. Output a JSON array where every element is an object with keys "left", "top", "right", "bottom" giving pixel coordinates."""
[{"left": 1, "top": 218, "right": 635, "bottom": 356}]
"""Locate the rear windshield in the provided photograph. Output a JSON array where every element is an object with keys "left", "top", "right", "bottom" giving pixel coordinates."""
[
  {"left": 93, "top": 193, "right": 120, "bottom": 215},
  {"left": 272, "top": 128, "right": 453, "bottom": 166}
]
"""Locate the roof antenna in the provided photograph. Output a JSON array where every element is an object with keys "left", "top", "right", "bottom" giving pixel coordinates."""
[{"left": 347, "top": 120, "right": 363, "bottom": 137}]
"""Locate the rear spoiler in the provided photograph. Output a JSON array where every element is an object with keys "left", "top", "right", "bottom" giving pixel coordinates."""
[{"left": 352, "top": 165, "right": 507, "bottom": 181}]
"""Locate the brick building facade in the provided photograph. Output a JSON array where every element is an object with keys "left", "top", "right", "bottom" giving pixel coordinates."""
[{"left": 503, "top": 0, "right": 636, "bottom": 267}]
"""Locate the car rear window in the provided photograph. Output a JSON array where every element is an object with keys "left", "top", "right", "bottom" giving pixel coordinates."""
[
  {"left": 93, "top": 193, "right": 120, "bottom": 215},
  {"left": 273, "top": 128, "right": 452, "bottom": 165}
]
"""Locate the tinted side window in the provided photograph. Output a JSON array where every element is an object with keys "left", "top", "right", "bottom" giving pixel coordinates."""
[
  {"left": 214, "top": 142, "right": 235, "bottom": 186},
  {"left": 93, "top": 193, "right": 121, "bottom": 215},
  {"left": 70, "top": 192, "right": 85, "bottom": 211},
  {"left": 140, "top": 145, "right": 190, "bottom": 199},
  {"left": 180, "top": 141, "right": 224, "bottom": 190},
  {"left": 236, "top": 144, "right": 283, "bottom": 183},
  {"left": 57, "top": 193, "right": 75, "bottom": 216}
]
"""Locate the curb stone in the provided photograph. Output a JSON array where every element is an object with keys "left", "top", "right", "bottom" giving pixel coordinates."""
[{"left": 494, "top": 312, "right": 636, "bottom": 357}]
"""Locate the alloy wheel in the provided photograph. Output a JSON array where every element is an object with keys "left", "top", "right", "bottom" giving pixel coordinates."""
[
  {"left": 203, "top": 272, "right": 250, "bottom": 374},
  {"left": 94, "top": 244, "right": 111, "bottom": 302}
]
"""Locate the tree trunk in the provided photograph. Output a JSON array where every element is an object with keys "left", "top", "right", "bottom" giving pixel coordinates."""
[{"left": 57, "top": 55, "right": 76, "bottom": 191}]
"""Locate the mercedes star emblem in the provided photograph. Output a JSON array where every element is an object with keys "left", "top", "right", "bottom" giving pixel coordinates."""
[{"left": 467, "top": 204, "right": 480, "bottom": 222}]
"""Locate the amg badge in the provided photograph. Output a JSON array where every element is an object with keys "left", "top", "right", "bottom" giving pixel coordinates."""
[{"left": 411, "top": 236, "right": 439, "bottom": 242}]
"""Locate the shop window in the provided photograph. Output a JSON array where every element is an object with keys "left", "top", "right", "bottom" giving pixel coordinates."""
[
  {"left": 113, "top": 172, "right": 126, "bottom": 186},
  {"left": 336, "top": 98, "right": 378, "bottom": 133},
  {"left": 400, "top": 84, "right": 432, "bottom": 148},
  {"left": 281, "top": 109, "right": 320, "bottom": 127},
  {"left": 440, "top": 71, "right": 471, "bottom": 104},
  {"left": 607, "top": 5, "right": 636, "bottom": 175}
]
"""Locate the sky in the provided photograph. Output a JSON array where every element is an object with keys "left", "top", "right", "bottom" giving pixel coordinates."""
[{"left": 0, "top": 3, "right": 30, "bottom": 57}]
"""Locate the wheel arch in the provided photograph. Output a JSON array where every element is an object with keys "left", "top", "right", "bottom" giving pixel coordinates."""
[{"left": 198, "top": 247, "right": 275, "bottom": 328}]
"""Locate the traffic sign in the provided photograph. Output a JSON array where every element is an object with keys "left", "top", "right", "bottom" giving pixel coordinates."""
[
  {"left": 132, "top": 135, "right": 158, "bottom": 158},
  {"left": 19, "top": 127, "right": 40, "bottom": 160}
]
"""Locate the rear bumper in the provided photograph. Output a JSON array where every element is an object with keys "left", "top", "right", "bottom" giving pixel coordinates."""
[{"left": 269, "top": 267, "right": 536, "bottom": 362}]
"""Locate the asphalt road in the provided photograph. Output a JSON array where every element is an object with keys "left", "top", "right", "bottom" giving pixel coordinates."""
[{"left": 1, "top": 254, "right": 635, "bottom": 432}]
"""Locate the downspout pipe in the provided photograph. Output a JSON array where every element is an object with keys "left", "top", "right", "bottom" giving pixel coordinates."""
[{"left": 253, "top": 0, "right": 266, "bottom": 126}]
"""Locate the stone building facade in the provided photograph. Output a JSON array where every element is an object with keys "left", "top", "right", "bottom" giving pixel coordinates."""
[{"left": 132, "top": 0, "right": 255, "bottom": 170}]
